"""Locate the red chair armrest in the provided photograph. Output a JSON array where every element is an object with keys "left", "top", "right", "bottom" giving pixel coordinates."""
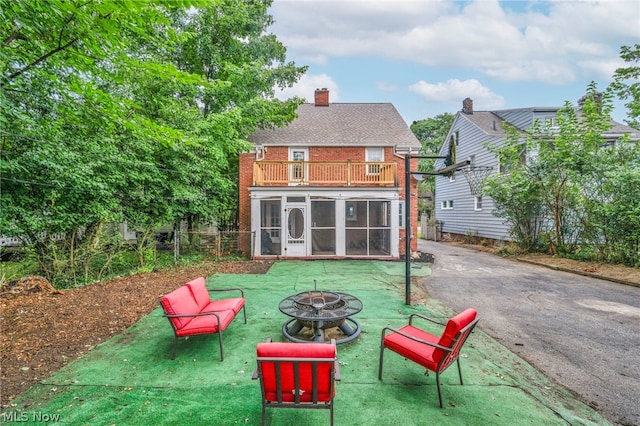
[
  {"left": 409, "top": 313, "right": 447, "bottom": 327},
  {"left": 164, "top": 311, "right": 222, "bottom": 319},
  {"left": 208, "top": 287, "right": 245, "bottom": 298},
  {"left": 382, "top": 326, "right": 452, "bottom": 353}
]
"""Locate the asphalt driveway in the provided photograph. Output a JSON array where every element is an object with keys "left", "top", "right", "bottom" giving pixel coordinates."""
[{"left": 418, "top": 240, "right": 640, "bottom": 426}]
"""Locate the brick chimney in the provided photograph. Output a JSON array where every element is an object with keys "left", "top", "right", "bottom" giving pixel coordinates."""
[
  {"left": 462, "top": 97, "right": 473, "bottom": 114},
  {"left": 314, "top": 88, "right": 329, "bottom": 106}
]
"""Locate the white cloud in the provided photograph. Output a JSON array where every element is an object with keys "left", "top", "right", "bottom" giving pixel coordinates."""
[
  {"left": 271, "top": 0, "right": 639, "bottom": 85},
  {"left": 409, "top": 79, "right": 506, "bottom": 110},
  {"left": 275, "top": 73, "right": 340, "bottom": 102},
  {"left": 376, "top": 81, "right": 397, "bottom": 92}
]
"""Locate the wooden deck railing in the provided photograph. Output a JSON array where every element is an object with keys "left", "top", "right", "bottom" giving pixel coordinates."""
[{"left": 253, "top": 161, "right": 397, "bottom": 186}]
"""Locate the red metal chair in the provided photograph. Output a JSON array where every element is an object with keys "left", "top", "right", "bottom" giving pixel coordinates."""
[
  {"left": 378, "top": 308, "right": 479, "bottom": 408},
  {"left": 253, "top": 338, "right": 340, "bottom": 425}
]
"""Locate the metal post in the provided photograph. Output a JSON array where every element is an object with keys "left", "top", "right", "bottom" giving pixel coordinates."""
[
  {"left": 403, "top": 154, "right": 451, "bottom": 306},
  {"left": 405, "top": 154, "right": 411, "bottom": 305},
  {"left": 402, "top": 153, "right": 460, "bottom": 306}
]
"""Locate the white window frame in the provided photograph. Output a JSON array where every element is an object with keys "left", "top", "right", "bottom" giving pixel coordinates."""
[
  {"left": 289, "top": 147, "right": 308, "bottom": 183},
  {"left": 366, "top": 147, "right": 384, "bottom": 175},
  {"left": 441, "top": 200, "right": 454, "bottom": 210},
  {"left": 474, "top": 196, "right": 482, "bottom": 211}
]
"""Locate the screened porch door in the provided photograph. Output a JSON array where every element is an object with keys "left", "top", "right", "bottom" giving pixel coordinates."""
[{"left": 284, "top": 205, "right": 307, "bottom": 256}]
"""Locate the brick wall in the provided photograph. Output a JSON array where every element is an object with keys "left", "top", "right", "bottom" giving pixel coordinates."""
[
  {"left": 397, "top": 155, "right": 419, "bottom": 254},
  {"left": 238, "top": 153, "right": 254, "bottom": 254},
  {"left": 237, "top": 147, "right": 418, "bottom": 256}
]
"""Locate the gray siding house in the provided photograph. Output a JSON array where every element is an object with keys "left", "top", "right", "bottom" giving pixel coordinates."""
[{"left": 434, "top": 98, "right": 639, "bottom": 242}]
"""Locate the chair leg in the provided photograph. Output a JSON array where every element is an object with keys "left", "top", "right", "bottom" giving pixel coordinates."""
[
  {"left": 436, "top": 371, "right": 444, "bottom": 408},
  {"left": 218, "top": 332, "right": 224, "bottom": 361},
  {"left": 241, "top": 305, "right": 247, "bottom": 324},
  {"left": 330, "top": 404, "right": 334, "bottom": 426},
  {"left": 456, "top": 358, "right": 464, "bottom": 385},
  {"left": 261, "top": 405, "right": 265, "bottom": 426},
  {"left": 171, "top": 337, "right": 178, "bottom": 360},
  {"left": 378, "top": 344, "right": 385, "bottom": 380}
]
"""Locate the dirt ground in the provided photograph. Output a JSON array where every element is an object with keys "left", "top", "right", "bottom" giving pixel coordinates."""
[
  {"left": 1, "top": 251, "right": 638, "bottom": 409},
  {"left": 0, "top": 260, "right": 273, "bottom": 409}
]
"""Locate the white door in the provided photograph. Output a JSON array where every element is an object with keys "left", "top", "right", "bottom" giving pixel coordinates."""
[{"left": 285, "top": 205, "right": 307, "bottom": 256}]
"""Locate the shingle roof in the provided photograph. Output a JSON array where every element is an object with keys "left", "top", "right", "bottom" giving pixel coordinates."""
[
  {"left": 458, "top": 111, "right": 508, "bottom": 136},
  {"left": 459, "top": 107, "right": 639, "bottom": 140},
  {"left": 248, "top": 103, "right": 421, "bottom": 149}
]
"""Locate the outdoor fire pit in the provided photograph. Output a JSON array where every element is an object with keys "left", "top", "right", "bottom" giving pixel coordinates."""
[{"left": 278, "top": 288, "right": 363, "bottom": 344}]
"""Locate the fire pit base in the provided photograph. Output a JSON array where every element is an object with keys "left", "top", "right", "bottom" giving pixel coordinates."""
[
  {"left": 279, "top": 290, "right": 364, "bottom": 344},
  {"left": 282, "top": 317, "right": 362, "bottom": 344}
]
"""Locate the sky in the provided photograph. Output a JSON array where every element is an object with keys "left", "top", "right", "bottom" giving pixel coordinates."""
[{"left": 268, "top": 0, "right": 639, "bottom": 125}]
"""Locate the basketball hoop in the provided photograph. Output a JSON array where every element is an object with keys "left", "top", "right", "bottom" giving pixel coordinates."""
[{"left": 460, "top": 166, "right": 493, "bottom": 196}]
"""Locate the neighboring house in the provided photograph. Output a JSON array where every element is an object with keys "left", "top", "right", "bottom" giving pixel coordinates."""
[
  {"left": 239, "top": 89, "right": 421, "bottom": 259},
  {"left": 434, "top": 97, "right": 640, "bottom": 242}
]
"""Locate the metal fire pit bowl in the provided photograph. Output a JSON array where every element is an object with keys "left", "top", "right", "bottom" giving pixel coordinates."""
[{"left": 279, "top": 290, "right": 363, "bottom": 344}]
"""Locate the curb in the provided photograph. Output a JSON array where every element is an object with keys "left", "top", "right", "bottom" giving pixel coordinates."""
[{"left": 516, "top": 258, "right": 640, "bottom": 288}]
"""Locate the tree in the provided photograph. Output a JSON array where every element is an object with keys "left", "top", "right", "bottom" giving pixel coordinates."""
[
  {"left": 410, "top": 114, "right": 454, "bottom": 217},
  {"left": 163, "top": 2, "right": 306, "bottom": 245},
  {"left": 485, "top": 82, "right": 640, "bottom": 264},
  {"left": 610, "top": 44, "right": 640, "bottom": 129},
  {"left": 411, "top": 113, "right": 454, "bottom": 158},
  {"left": 484, "top": 124, "right": 548, "bottom": 250},
  {"left": 1, "top": 0, "right": 307, "bottom": 284}
]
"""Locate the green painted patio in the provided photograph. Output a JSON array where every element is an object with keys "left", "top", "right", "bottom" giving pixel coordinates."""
[{"left": 5, "top": 260, "right": 609, "bottom": 425}]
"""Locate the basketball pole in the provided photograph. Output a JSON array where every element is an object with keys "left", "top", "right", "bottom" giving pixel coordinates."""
[{"left": 404, "top": 154, "right": 470, "bottom": 305}]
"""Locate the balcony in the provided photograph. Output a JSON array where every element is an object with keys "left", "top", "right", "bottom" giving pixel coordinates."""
[{"left": 253, "top": 161, "right": 397, "bottom": 187}]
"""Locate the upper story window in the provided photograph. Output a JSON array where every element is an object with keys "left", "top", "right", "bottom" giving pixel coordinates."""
[
  {"left": 289, "top": 147, "right": 308, "bottom": 182},
  {"left": 366, "top": 147, "right": 384, "bottom": 175},
  {"left": 499, "top": 144, "right": 527, "bottom": 174},
  {"left": 544, "top": 116, "right": 557, "bottom": 127}
]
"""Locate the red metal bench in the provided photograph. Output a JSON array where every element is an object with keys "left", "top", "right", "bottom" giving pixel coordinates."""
[{"left": 160, "top": 277, "right": 246, "bottom": 361}]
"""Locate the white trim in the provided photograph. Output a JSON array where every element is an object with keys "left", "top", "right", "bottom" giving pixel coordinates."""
[
  {"left": 250, "top": 187, "right": 400, "bottom": 258},
  {"left": 474, "top": 196, "right": 483, "bottom": 211},
  {"left": 288, "top": 147, "right": 308, "bottom": 184}
]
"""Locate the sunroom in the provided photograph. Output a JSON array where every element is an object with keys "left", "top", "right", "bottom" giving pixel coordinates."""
[{"left": 250, "top": 187, "right": 401, "bottom": 258}]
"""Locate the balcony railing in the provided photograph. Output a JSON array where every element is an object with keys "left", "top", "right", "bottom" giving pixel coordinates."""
[{"left": 253, "top": 161, "right": 397, "bottom": 187}]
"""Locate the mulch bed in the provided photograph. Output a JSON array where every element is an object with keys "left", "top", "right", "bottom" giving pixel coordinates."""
[{"left": 0, "top": 260, "right": 273, "bottom": 408}]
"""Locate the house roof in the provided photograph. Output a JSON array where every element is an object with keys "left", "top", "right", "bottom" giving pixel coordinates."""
[
  {"left": 595, "top": 118, "right": 639, "bottom": 139},
  {"left": 248, "top": 103, "right": 421, "bottom": 150},
  {"left": 458, "top": 111, "right": 509, "bottom": 136},
  {"left": 458, "top": 107, "right": 639, "bottom": 140}
]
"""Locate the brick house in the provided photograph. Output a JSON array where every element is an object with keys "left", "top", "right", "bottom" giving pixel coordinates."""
[{"left": 238, "top": 89, "right": 421, "bottom": 259}]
